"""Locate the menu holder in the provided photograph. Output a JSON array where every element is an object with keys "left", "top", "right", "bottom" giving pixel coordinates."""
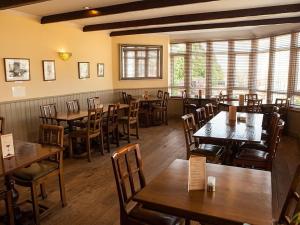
[
  {"left": 239, "top": 95, "right": 245, "bottom": 105},
  {"left": 229, "top": 106, "right": 237, "bottom": 121},
  {"left": 0, "top": 133, "right": 15, "bottom": 159},
  {"left": 188, "top": 155, "right": 206, "bottom": 191}
]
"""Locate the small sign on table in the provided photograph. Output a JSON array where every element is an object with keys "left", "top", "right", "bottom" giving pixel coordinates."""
[
  {"left": 1, "top": 133, "right": 15, "bottom": 158},
  {"left": 188, "top": 155, "right": 206, "bottom": 191}
]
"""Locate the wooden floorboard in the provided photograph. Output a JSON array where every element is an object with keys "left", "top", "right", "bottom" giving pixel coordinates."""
[{"left": 2, "top": 118, "right": 300, "bottom": 225}]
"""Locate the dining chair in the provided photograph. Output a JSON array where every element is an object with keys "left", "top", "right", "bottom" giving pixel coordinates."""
[
  {"left": 66, "top": 99, "right": 80, "bottom": 113},
  {"left": 246, "top": 99, "right": 262, "bottom": 113},
  {"left": 40, "top": 104, "right": 58, "bottom": 125},
  {"left": 102, "top": 104, "right": 120, "bottom": 153},
  {"left": 195, "top": 107, "right": 207, "bottom": 129},
  {"left": 233, "top": 113, "right": 283, "bottom": 171},
  {"left": 181, "top": 113, "right": 223, "bottom": 162},
  {"left": 0, "top": 116, "right": 4, "bottom": 134},
  {"left": 277, "top": 164, "right": 300, "bottom": 225},
  {"left": 111, "top": 143, "right": 184, "bottom": 225},
  {"left": 157, "top": 90, "right": 164, "bottom": 99},
  {"left": 245, "top": 93, "right": 258, "bottom": 101},
  {"left": 69, "top": 107, "right": 104, "bottom": 162},
  {"left": 13, "top": 124, "right": 66, "bottom": 225},
  {"left": 119, "top": 100, "right": 139, "bottom": 143},
  {"left": 182, "top": 90, "right": 197, "bottom": 115},
  {"left": 122, "top": 92, "right": 129, "bottom": 104},
  {"left": 275, "top": 98, "right": 290, "bottom": 122},
  {"left": 205, "top": 103, "right": 215, "bottom": 120},
  {"left": 87, "top": 97, "right": 101, "bottom": 110},
  {"left": 152, "top": 92, "right": 169, "bottom": 125}
]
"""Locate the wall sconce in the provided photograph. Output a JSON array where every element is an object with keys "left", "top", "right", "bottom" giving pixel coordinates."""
[{"left": 58, "top": 51, "right": 72, "bottom": 61}]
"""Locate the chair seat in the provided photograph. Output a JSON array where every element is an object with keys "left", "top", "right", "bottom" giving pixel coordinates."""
[
  {"left": 191, "top": 144, "right": 223, "bottom": 156},
  {"left": 129, "top": 204, "right": 184, "bottom": 225},
  {"left": 240, "top": 140, "right": 268, "bottom": 151},
  {"left": 13, "top": 161, "right": 58, "bottom": 181},
  {"left": 236, "top": 148, "right": 269, "bottom": 161}
]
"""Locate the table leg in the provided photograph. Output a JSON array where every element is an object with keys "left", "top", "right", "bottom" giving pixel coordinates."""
[{"left": 5, "top": 175, "right": 21, "bottom": 223}]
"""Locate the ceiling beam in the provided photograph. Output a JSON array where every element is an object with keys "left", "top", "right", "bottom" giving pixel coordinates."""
[
  {"left": 41, "top": 0, "right": 217, "bottom": 24},
  {"left": 0, "top": 0, "right": 49, "bottom": 10},
  {"left": 109, "top": 16, "right": 300, "bottom": 36},
  {"left": 84, "top": 3, "right": 300, "bottom": 32}
]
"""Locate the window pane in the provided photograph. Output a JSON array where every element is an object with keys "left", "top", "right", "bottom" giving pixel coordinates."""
[
  {"left": 275, "top": 34, "right": 291, "bottom": 49},
  {"left": 171, "top": 43, "right": 186, "bottom": 54},
  {"left": 296, "top": 52, "right": 300, "bottom": 91},
  {"left": 171, "top": 56, "right": 185, "bottom": 86},
  {"left": 258, "top": 38, "right": 270, "bottom": 52},
  {"left": 256, "top": 52, "right": 269, "bottom": 91},
  {"left": 234, "top": 54, "right": 249, "bottom": 88},
  {"left": 191, "top": 43, "right": 206, "bottom": 94},
  {"left": 234, "top": 40, "right": 251, "bottom": 52},
  {"left": 273, "top": 50, "right": 289, "bottom": 92}
]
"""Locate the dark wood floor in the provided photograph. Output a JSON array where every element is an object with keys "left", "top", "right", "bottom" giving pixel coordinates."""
[{"left": 3, "top": 119, "right": 300, "bottom": 225}]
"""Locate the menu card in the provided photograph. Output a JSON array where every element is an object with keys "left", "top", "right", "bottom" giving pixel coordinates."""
[
  {"left": 229, "top": 106, "right": 237, "bottom": 121},
  {"left": 188, "top": 155, "right": 206, "bottom": 191},
  {"left": 1, "top": 134, "right": 15, "bottom": 158}
]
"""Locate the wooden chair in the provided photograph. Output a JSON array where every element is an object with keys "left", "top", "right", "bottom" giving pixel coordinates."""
[
  {"left": 152, "top": 92, "right": 169, "bottom": 125},
  {"left": 13, "top": 124, "right": 66, "bottom": 225},
  {"left": 245, "top": 94, "right": 258, "bottom": 101},
  {"left": 181, "top": 113, "right": 223, "bottom": 162},
  {"left": 119, "top": 100, "right": 139, "bottom": 143},
  {"left": 277, "top": 165, "right": 300, "bottom": 225},
  {"left": 233, "top": 113, "right": 282, "bottom": 171},
  {"left": 195, "top": 107, "right": 207, "bottom": 129},
  {"left": 87, "top": 97, "right": 101, "bottom": 110},
  {"left": 121, "top": 92, "right": 129, "bottom": 104},
  {"left": 102, "top": 104, "right": 120, "bottom": 153},
  {"left": 182, "top": 90, "right": 197, "bottom": 115},
  {"left": 275, "top": 98, "right": 290, "bottom": 121},
  {"left": 205, "top": 103, "right": 215, "bottom": 120},
  {"left": 0, "top": 116, "right": 4, "bottom": 134},
  {"left": 69, "top": 107, "right": 104, "bottom": 162},
  {"left": 111, "top": 143, "right": 184, "bottom": 225},
  {"left": 66, "top": 99, "right": 80, "bottom": 113},
  {"left": 40, "top": 104, "right": 58, "bottom": 125},
  {"left": 246, "top": 99, "right": 262, "bottom": 113},
  {"left": 157, "top": 90, "right": 164, "bottom": 99}
]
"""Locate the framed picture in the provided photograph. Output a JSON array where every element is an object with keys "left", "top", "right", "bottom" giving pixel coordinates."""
[
  {"left": 97, "top": 63, "right": 104, "bottom": 77},
  {"left": 42, "top": 60, "right": 56, "bottom": 81},
  {"left": 78, "top": 62, "right": 90, "bottom": 79},
  {"left": 4, "top": 58, "right": 30, "bottom": 82}
]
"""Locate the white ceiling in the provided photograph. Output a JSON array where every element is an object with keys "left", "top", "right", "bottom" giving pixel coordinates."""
[{"left": 11, "top": 0, "right": 300, "bottom": 41}]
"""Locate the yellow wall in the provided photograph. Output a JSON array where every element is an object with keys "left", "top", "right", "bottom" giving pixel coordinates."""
[
  {"left": 111, "top": 35, "right": 169, "bottom": 89},
  {"left": 0, "top": 11, "right": 113, "bottom": 102}
]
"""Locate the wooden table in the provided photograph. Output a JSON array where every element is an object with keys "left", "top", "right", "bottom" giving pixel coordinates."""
[
  {"left": 194, "top": 111, "right": 264, "bottom": 143},
  {"left": 134, "top": 159, "right": 272, "bottom": 225},
  {"left": 132, "top": 96, "right": 161, "bottom": 103}
]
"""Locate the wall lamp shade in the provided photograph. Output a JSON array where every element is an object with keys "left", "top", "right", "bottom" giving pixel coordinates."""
[{"left": 58, "top": 52, "right": 72, "bottom": 61}]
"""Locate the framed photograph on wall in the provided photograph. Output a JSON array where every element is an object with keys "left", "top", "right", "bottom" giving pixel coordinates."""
[
  {"left": 97, "top": 63, "right": 104, "bottom": 77},
  {"left": 78, "top": 62, "right": 90, "bottom": 79},
  {"left": 42, "top": 60, "right": 56, "bottom": 81},
  {"left": 4, "top": 58, "right": 30, "bottom": 82}
]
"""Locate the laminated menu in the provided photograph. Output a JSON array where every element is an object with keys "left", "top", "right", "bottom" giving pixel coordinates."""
[
  {"left": 1, "top": 133, "right": 15, "bottom": 158},
  {"left": 188, "top": 155, "right": 206, "bottom": 191}
]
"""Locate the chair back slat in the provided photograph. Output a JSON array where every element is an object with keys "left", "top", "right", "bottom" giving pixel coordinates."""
[
  {"left": 157, "top": 90, "right": 164, "bottom": 99},
  {"left": 181, "top": 114, "right": 198, "bottom": 159},
  {"left": 66, "top": 99, "right": 80, "bottom": 113},
  {"left": 0, "top": 117, "right": 4, "bottom": 135},
  {"left": 111, "top": 144, "right": 146, "bottom": 214},
  {"left": 40, "top": 104, "right": 57, "bottom": 124},
  {"left": 87, "top": 107, "right": 103, "bottom": 134},
  {"left": 122, "top": 92, "right": 129, "bottom": 104},
  {"left": 267, "top": 113, "right": 281, "bottom": 161},
  {"left": 87, "top": 97, "right": 101, "bottom": 110},
  {"left": 245, "top": 94, "right": 258, "bottom": 101},
  {"left": 195, "top": 107, "right": 207, "bottom": 128}
]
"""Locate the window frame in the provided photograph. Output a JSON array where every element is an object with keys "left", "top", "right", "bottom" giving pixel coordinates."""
[{"left": 119, "top": 44, "right": 163, "bottom": 80}]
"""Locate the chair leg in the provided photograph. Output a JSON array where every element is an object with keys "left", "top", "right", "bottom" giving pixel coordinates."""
[
  {"left": 40, "top": 183, "right": 47, "bottom": 200},
  {"left": 106, "top": 132, "right": 110, "bottom": 153},
  {"left": 5, "top": 190, "right": 15, "bottom": 225},
  {"left": 69, "top": 136, "right": 73, "bottom": 158},
  {"left": 99, "top": 133, "right": 104, "bottom": 155},
  {"left": 135, "top": 122, "right": 139, "bottom": 139},
  {"left": 31, "top": 183, "right": 40, "bottom": 225},
  {"left": 87, "top": 138, "right": 91, "bottom": 162},
  {"left": 115, "top": 126, "right": 120, "bottom": 147},
  {"left": 58, "top": 173, "right": 67, "bottom": 207},
  {"left": 165, "top": 110, "right": 168, "bottom": 125},
  {"left": 127, "top": 123, "right": 130, "bottom": 143}
]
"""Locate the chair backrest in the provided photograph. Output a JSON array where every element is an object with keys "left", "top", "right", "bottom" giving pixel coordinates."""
[
  {"left": 275, "top": 98, "right": 290, "bottom": 117},
  {"left": 0, "top": 117, "right": 4, "bottom": 135},
  {"left": 40, "top": 104, "right": 57, "bottom": 124},
  {"left": 205, "top": 103, "right": 214, "bottom": 119},
  {"left": 87, "top": 107, "right": 103, "bottom": 134},
  {"left": 162, "top": 92, "right": 169, "bottom": 107},
  {"left": 279, "top": 165, "right": 300, "bottom": 225},
  {"left": 267, "top": 113, "right": 281, "bottom": 159},
  {"left": 105, "top": 104, "right": 120, "bottom": 127},
  {"left": 247, "top": 99, "right": 262, "bottom": 113},
  {"left": 157, "top": 90, "right": 164, "bottom": 99},
  {"left": 66, "top": 99, "right": 80, "bottom": 113},
  {"left": 87, "top": 97, "right": 101, "bottom": 110},
  {"left": 195, "top": 107, "right": 207, "bottom": 129},
  {"left": 181, "top": 113, "right": 198, "bottom": 159},
  {"left": 39, "top": 124, "right": 64, "bottom": 148},
  {"left": 128, "top": 100, "right": 139, "bottom": 120},
  {"left": 122, "top": 92, "right": 128, "bottom": 104},
  {"left": 111, "top": 143, "right": 146, "bottom": 219},
  {"left": 245, "top": 94, "right": 258, "bottom": 101}
]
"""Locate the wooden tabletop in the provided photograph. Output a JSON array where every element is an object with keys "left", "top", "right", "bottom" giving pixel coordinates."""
[
  {"left": 49, "top": 103, "right": 128, "bottom": 122},
  {"left": 134, "top": 159, "right": 272, "bottom": 225},
  {"left": 1, "top": 140, "right": 62, "bottom": 175},
  {"left": 194, "top": 111, "right": 263, "bottom": 143},
  {"left": 219, "top": 100, "right": 246, "bottom": 107},
  {"left": 132, "top": 96, "right": 161, "bottom": 102}
]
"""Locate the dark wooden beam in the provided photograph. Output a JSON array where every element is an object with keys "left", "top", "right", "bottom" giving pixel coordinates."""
[
  {"left": 0, "top": 0, "right": 49, "bottom": 10},
  {"left": 84, "top": 3, "right": 300, "bottom": 32},
  {"left": 109, "top": 16, "right": 300, "bottom": 36},
  {"left": 41, "top": 0, "right": 217, "bottom": 24}
]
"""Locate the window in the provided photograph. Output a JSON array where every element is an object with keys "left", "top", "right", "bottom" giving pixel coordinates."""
[
  {"left": 191, "top": 43, "right": 206, "bottom": 96},
  {"left": 120, "top": 45, "right": 162, "bottom": 80}
]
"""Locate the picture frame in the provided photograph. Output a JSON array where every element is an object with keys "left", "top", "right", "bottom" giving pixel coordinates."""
[
  {"left": 42, "top": 60, "right": 56, "bottom": 81},
  {"left": 78, "top": 62, "right": 90, "bottom": 79},
  {"left": 4, "top": 58, "right": 30, "bottom": 82},
  {"left": 97, "top": 63, "right": 104, "bottom": 77}
]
